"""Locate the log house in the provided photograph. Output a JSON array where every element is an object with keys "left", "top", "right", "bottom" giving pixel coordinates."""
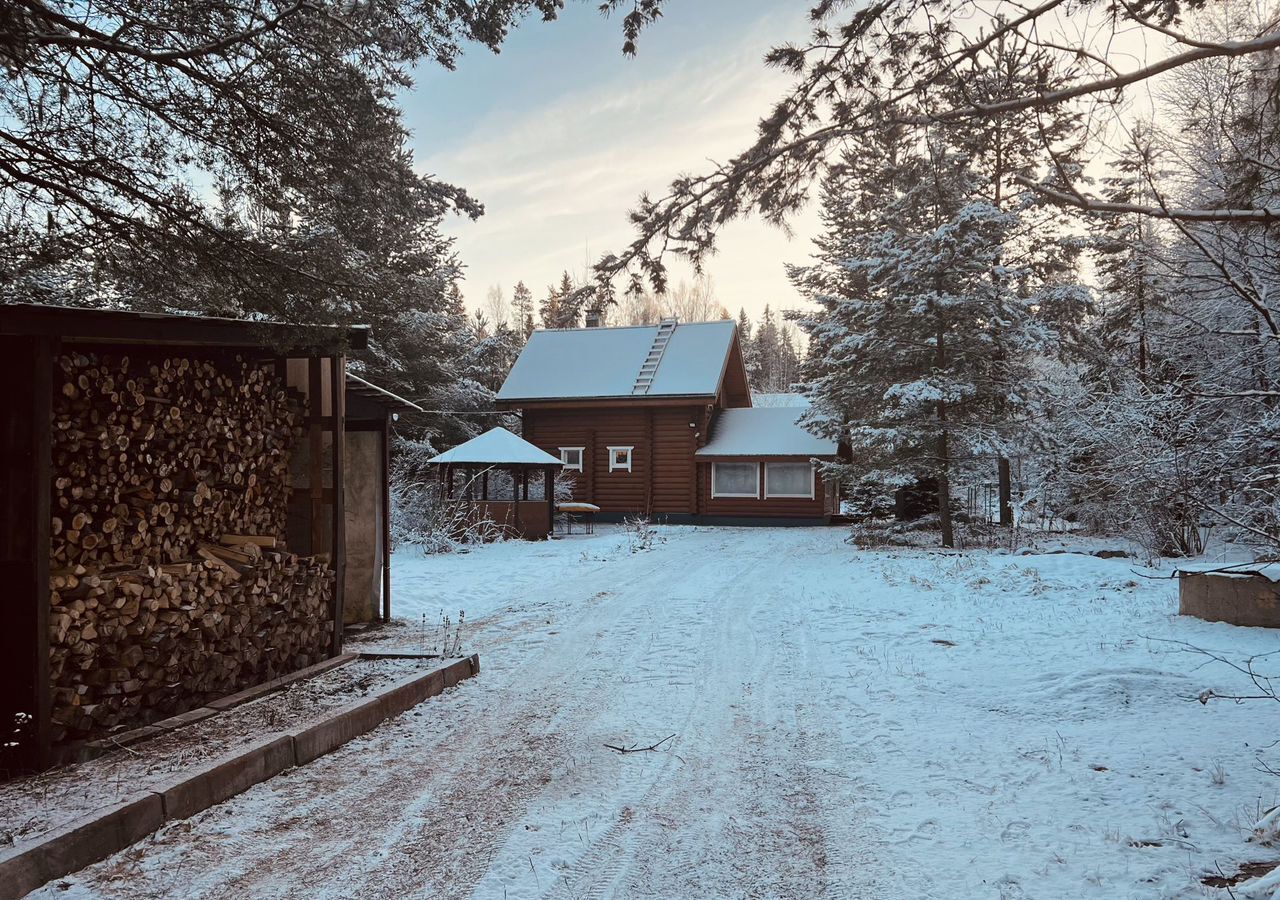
[{"left": 496, "top": 319, "right": 842, "bottom": 524}]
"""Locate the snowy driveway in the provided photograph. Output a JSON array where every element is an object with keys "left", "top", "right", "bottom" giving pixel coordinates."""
[{"left": 39, "top": 527, "right": 1280, "bottom": 899}]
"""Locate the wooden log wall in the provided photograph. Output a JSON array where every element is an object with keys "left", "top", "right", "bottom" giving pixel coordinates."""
[
  {"left": 46, "top": 351, "right": 333, "bottom": 742},
  {"left": 523, "top": 406, "right": 703, "bottom": 515}
]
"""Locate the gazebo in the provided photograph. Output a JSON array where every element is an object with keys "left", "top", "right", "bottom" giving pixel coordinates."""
[{"left": 427, "top": 427, "right": 563, "bottom": 540}]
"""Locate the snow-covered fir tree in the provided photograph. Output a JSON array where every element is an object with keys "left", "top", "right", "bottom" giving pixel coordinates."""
[
  {"left": 1089, "top": 127, "right": 1169, "bottom": 382},
  {"left": 795, "top": 126, "right": 1050, "bottom": 547},
  {"left": 540, "top": 271, "right": 580, "bottom": 328}
]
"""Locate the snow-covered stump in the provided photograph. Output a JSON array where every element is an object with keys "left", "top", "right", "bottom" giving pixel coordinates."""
[{"left": 1178, "top": 569, "right": 1280, "bottom": 628}]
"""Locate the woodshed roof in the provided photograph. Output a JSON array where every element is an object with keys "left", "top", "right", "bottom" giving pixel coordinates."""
[
  {"left": 346, "top": 373, "right": 424, "bottom": 413},
  {"left": 0, "top": 303, "right": 368, "bottom": 354}
]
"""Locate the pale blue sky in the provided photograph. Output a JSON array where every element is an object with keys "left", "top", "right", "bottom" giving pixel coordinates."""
[{"left": 401, "top": 1, "right": 819, "bottom": 320}]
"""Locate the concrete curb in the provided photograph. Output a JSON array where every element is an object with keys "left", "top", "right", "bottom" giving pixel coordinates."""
[
  {"left": 150, "top": 734, "right": 297, "bottom": 822},
  {"left": 0, "top": 653, "right": 479, "bottom": 899},
  {"left": 0, "top": 793, "right": 164, "bottom": 900},
  {"left": 205, "top": 652, "right": 361, "bottom": 712}
]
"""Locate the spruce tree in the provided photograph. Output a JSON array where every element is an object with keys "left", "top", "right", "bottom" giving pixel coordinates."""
[
  {"left": 754, "top": 306, "right": 781, "bottom": 391},
  {"left": 942, "top": 33, "right": 1091, "bottom": 525},
  {"left": 795, "top": 127, "right": 1029, "bottom": 547},
  {"left": 1093, "top": 126, "right": 1168, "bottom": 382},
  {"left": 540, "top": 271, "right": 580, "bottom": 328},
  {"left": 737, "top": 309, "right": 761, "bottom": 389}
]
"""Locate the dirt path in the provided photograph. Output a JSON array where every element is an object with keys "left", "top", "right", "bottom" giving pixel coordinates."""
[{"left": 37, "top": 528, "right": 882, "bottom": 899}]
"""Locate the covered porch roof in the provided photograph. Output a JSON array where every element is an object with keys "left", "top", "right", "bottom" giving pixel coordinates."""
[{"left": 695, "top": 405, "right": 839, "bottom": 459}]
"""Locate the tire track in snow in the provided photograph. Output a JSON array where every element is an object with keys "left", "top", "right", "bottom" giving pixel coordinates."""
[{"left": 45, "top": 542, "right": 688, "bottom": 900}]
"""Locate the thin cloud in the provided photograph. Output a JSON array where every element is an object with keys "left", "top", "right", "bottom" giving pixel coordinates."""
[{"left": 413, "top": 10, "right": 818, "bottom": 315}]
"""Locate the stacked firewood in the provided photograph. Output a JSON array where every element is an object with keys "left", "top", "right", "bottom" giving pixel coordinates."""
[
  {"left": 51, "top": 353, "right": 295, "bottom": 568},
  {"left": 47, "top": 352, "right": 334, "bottom": 742}
]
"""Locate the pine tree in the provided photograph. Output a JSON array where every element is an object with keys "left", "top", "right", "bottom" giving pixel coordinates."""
[{"left": 511, "top": 281, "right": 536, "bottom": 340}]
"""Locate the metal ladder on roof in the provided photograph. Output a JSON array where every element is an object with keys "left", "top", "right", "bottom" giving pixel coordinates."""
[{"left": 632, "top": 317, "right": 678, "bottom": 395}]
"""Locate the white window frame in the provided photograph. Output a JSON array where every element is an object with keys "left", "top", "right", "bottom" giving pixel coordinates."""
[
  {"left": 559, "top": 447, "right": 584, "bottom": 472},
  {"left": 764, "top": 462, "right": 815, "bottom": 499},
  {"left": 607, "top": 446, "right": 634, "bottom": 473},
  {"left": 711, "top": 461, "right": 760, "bottom": 499}
]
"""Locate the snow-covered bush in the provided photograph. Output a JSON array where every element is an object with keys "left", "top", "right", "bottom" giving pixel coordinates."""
[
  {"left": 389, "top": 436, "right": 509, "bottom": 553},
  {"left": 623, "top": 515, "right": 662, "bottom": 553},
  {"left": 1036, "top": 370, "right": 1226, "bottom": 559},
  {"left": 554, "top": 471, "right": 576, "bottom": 503}
]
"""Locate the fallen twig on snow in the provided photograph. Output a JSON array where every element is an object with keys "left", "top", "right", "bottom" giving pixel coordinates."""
[{"left": 604, "top": 734, "right": 676, "bottom": 754}]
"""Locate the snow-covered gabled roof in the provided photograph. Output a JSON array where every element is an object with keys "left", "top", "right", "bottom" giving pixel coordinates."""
[
  {"left": 497, "top": 320, "right": 737, "bottom": 402},
  {"left": 426, "top": 427, "right": 563, "bottom": 467},
  {"left": 695, "top": 405, "right": 838, "bottom": 458}
]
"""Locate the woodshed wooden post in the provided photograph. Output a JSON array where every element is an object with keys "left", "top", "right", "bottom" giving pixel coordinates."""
[
  {"left": 381, "top": 411, "right": 392, "bottom": 623},
  {"left": 308, "top": 358, "right": 324, "bottom": 555},
  {"left": 32, "top": 336, "right": 54, "bottom": 768},
  {"left": 329, "top": 356, "right": 346, "bottom": 655}
]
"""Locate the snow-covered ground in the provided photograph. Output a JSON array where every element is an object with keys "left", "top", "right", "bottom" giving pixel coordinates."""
[{"left": 34, "top": 526, "right": 1280, "bottom": 899}]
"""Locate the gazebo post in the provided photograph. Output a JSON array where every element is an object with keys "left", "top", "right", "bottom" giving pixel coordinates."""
[
  {"left": 544, "top": 466, "right": 554, "bottom": 539},
  {"left": 512, "top": 466, "right": 522, "bottom": 537},
  {"left": 482, "top": 468, "right": 489, "bottom": 501}
]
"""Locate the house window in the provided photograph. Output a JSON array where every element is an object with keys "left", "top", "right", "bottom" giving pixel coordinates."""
[
  {"left": 560, "top": 447, "right": 584, "bottom": 472},
  {"left": 608, "top": 446, "right": 633, "bottom": 473},
  {"left": 712, "top": 462, "right": 759, "bottom": 498},
  {"left": 765, "top": 462, "right": 814, "bottom": 499}
]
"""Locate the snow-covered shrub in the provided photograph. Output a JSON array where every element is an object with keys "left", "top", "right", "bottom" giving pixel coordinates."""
[
  {"left": 848, "top": 516, "right": 946, "bottom": 549},
  {"left": 841, "top": 476, "right": 897, "bottom": 523},
  {"left": 1037, "top": 373, "right": 1222, "bottom": 559},
  {"left": 554, "top": 470, "right": 576, "bottom": 503},
  {"left": 623, "top": 515, "right": 662, "bottom": 553},
  {"left": 1251, "top": 806, "right": 1280, "bottom": 846},
  {"left": 389, "top": 436, "right": 510, "bottom": 552}
]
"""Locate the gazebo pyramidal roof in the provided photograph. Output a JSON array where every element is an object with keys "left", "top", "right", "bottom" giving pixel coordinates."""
[{"left": 427, "top": 427, "right": 562, "bottom": 468}]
